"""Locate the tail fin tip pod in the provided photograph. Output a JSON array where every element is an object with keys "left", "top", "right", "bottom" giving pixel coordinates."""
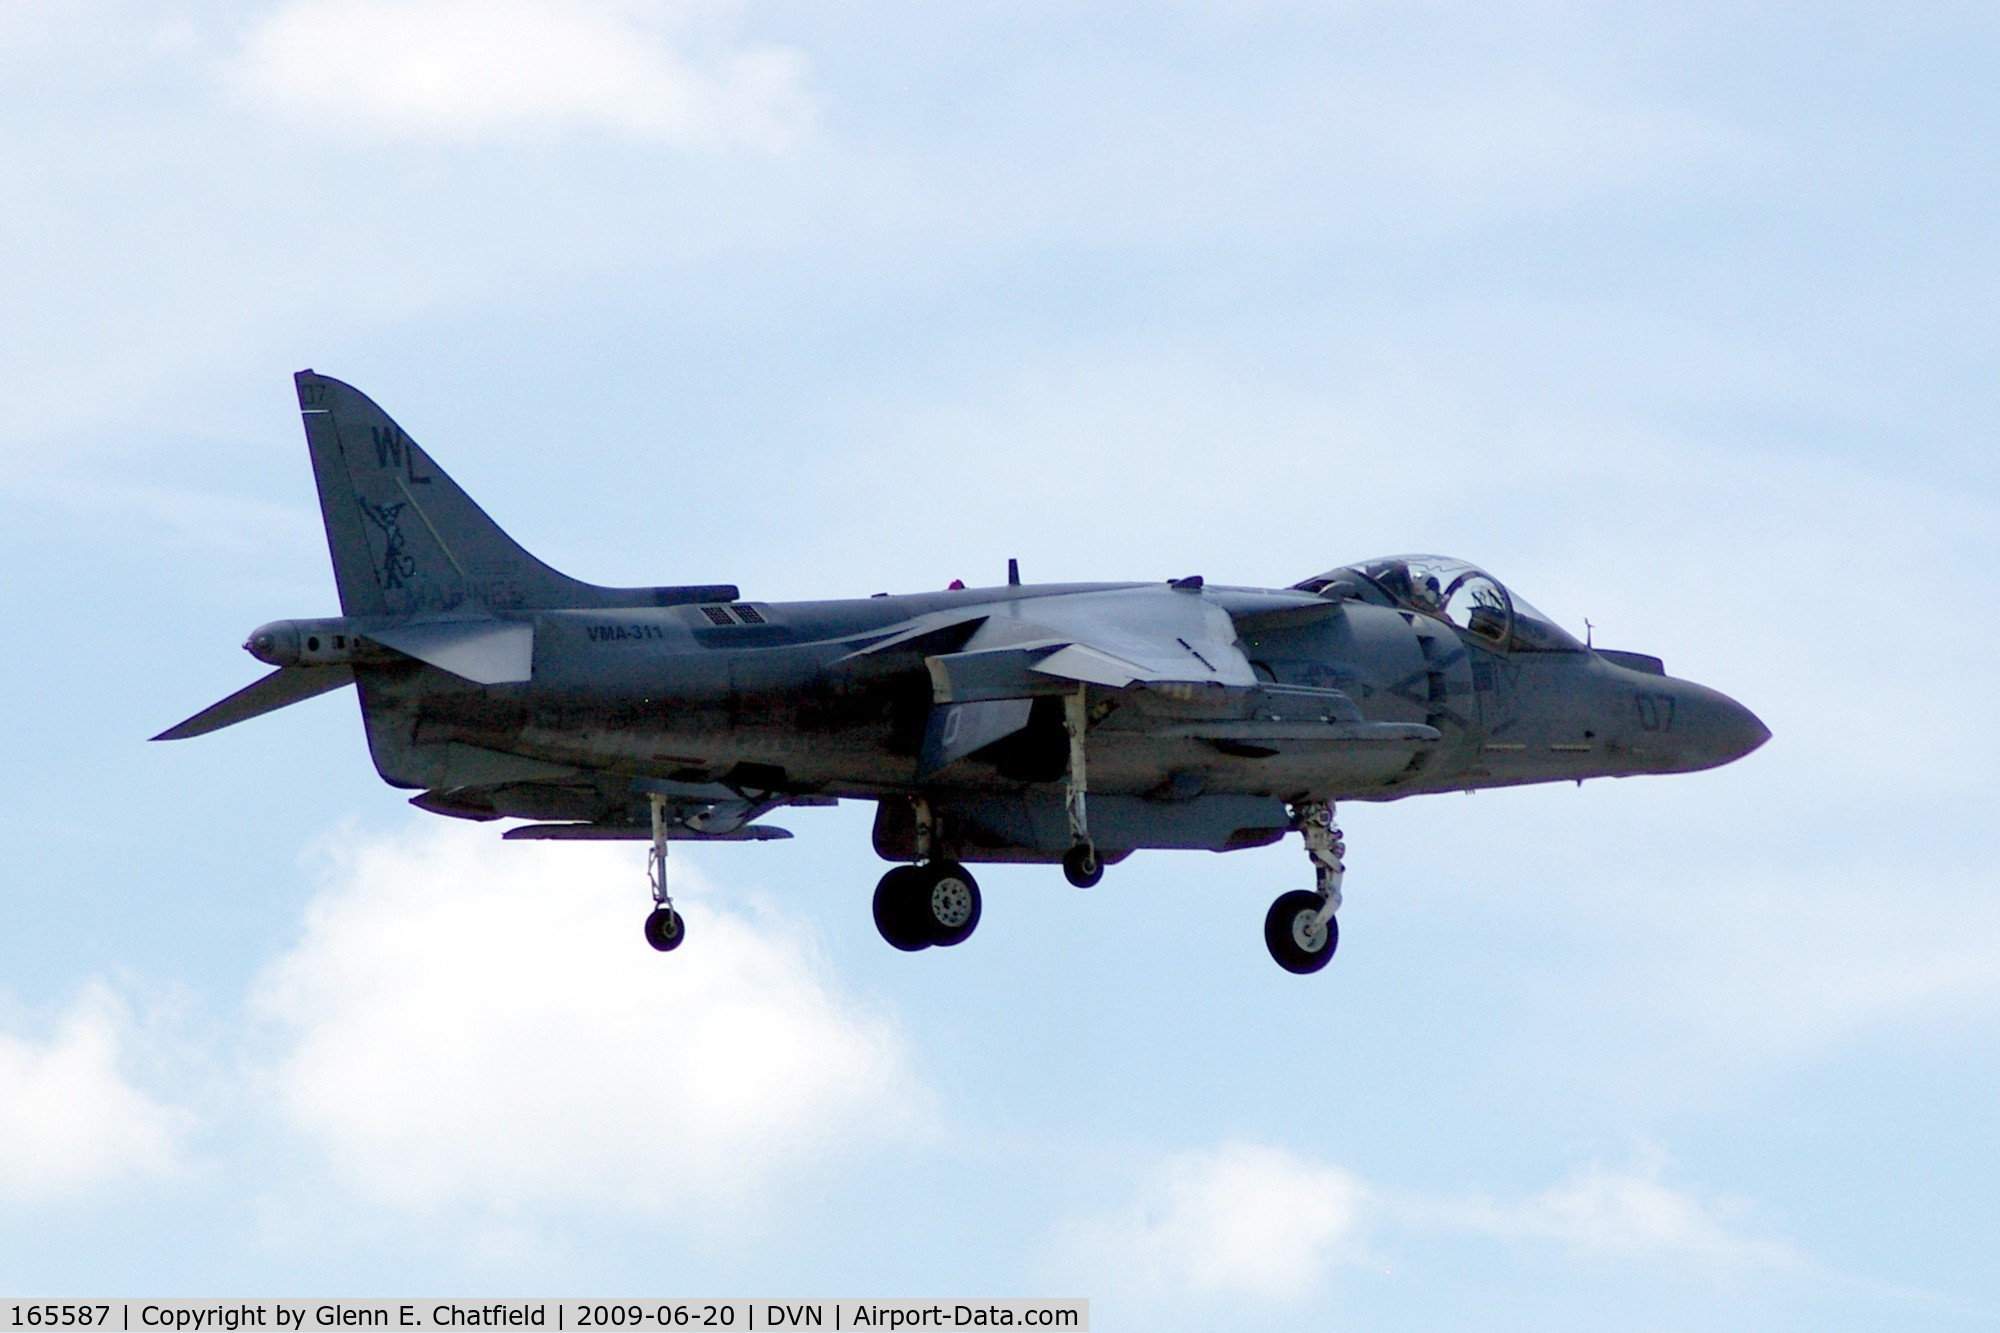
[{"left": 294, "top": 370, "right": 734, "bottom": 615}]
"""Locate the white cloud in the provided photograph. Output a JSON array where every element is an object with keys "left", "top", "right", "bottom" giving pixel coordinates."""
[
  {"left": 1054, "top": 1142, "right": 1804, "bottom": 1301},
  {"left": 0, "top": 983, "right": 186, "bottom": 1201},
  {"left": 251, "top": 823, "right": 923, "bottom": 1214},
  {"left": 1050, "top": 1142, "right": 1369, "bottom": 1299},
  {"left": 1430, "top": 1152, "right": 1805, "bottom": 1271},
  {"left": 225, "top": 0, "right": 811, "bottom": 147}
]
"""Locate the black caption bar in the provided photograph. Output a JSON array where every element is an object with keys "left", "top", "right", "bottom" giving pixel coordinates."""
[{"left": 1, "top": 1303, "right": 1088, "bottom": 1333}]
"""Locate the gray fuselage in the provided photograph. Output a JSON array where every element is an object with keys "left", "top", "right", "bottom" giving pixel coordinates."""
[{"left": 330, "top": 575, "right": 1765, "bottom": 860}]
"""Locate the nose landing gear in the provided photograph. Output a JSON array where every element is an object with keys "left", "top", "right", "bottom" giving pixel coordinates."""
[
  {"left": 1266, "top": 801, "right": 1343, "bottom": 973},
  {"left": 1264, "top": 890, "right": 1337, "bottom": 972}
]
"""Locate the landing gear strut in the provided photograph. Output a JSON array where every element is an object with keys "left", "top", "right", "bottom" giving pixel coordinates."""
[
  {"left": 1061, "top": 687, "right": 1103, "bottom": 888},
  {"left": 873, "top": 796, "right": 983, "bottom": 951},
  {"left": 1265, "top": 801, "right": 1342, "bottom": 973},
  {"left": 643, "top": 792, "right": 685, "bottom": 952}
]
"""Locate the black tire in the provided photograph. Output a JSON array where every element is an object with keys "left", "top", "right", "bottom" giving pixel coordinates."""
[
  {"left": 873, "top": 866, "right": 933, "bottom": 951},
  {"left": 1062, "top": 844, "right": 1104, "bottom": 888},
  {"left": 920, "top": 861, "right": 982, "bottom": 947},
  {"left": 643, "top": 905, "right": 686, "bottom": 953},
  {"left": 1264, "top": 890, "right": 1337, "bottom": 974}
]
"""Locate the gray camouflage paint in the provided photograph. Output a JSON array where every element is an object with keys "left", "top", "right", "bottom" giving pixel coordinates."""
[{"left": 159, "top": 372, "right": 1769, "bottom": 868}]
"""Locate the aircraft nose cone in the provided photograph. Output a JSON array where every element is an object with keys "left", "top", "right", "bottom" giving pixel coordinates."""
[
  {"left": 1715, "top": 696, "right": 1771, "bottom": 763},
  {"left": 1682, "top": 683, "right": 1770, "bottom": 769}
]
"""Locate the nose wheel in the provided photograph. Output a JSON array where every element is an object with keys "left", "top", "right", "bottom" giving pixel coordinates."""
[
  {"left": 1265, "top": 890, "right": 1337, "bottom": 973},
  {"left": 1266, "top": 801, "right": 1344, "bottom": 973}
]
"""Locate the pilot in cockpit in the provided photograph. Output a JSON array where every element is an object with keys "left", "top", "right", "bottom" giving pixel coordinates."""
[
  {"left": 1296, "top": 554, "right": 1586, "bottom": 655},
  {"left": 1407, "top": 570, "right": 1445, "bottom": 616},
  {"left": 1364, "top": 559, "right": 1413, "bottom": 605}
]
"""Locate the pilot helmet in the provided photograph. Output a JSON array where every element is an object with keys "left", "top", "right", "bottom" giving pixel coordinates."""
[{"left": 1410, "top": 571, "right": 1443, "bottom": 610}]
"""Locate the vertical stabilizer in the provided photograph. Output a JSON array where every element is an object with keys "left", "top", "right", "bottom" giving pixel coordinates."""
[{"left": 296, "top": 371, "right": 728, "bottom": 615}]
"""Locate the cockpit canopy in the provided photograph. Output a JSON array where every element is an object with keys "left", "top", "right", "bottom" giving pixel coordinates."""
[{"left": 1294, "top": 555, "right": 1584, "bottom": 653}]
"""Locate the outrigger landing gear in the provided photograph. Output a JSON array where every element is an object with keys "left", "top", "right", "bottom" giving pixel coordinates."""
[
  {"left": 1061, "top": 687, "right": 1103, "bottom": 888},
  {"left": 643, "top": 792, "right": 685, "bottom": 952},
  {"left": 1265, "top": 801, "right": 1343, "bottom": 973},
  {"left": 873, "top": 796, "right": 983, "bottom": 951}
]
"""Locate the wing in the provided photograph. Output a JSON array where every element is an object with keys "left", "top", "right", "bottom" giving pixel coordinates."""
[
  {"left": 849, "top": 585, "right": 1257, "bottom": 699},
  {"left": 974, "top": 585, "right": 1258, "bottom": 689},
  {"left": 848, "top": 585, "right": 1436, "bottom": 776}
]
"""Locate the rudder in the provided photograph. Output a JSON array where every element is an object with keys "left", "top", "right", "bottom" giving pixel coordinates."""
[{"left": 295, "top": 370, "right": 730, "bottom": 615}]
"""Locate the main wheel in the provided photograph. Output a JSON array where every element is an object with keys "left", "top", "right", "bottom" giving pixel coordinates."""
[
  {"left": 1264, "top": 890, "right": 1337, "bottom": 974},
  {"left": 919, "top": 861, "right": 982, "bottom": 947},
  {"left": 873, "top": 866, "right": 934, "bottom": 951},
  {"left": 1062, "top": 844, "right": 1104, "bottom": 888},
  {"left": 644, "top": 905, "right": 686, "bottom": 952}
]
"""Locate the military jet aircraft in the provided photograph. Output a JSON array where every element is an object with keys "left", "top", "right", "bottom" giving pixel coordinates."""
[{"left": 157, "top": 372, "right": 1769, "bottom": 973}]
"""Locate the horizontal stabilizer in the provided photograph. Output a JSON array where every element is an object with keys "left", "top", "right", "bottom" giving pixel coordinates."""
[
  {"left": 501, "top": 822, "right": 794, "bottom": 841},
  {"left": 152, "top": 665, "right": 355, "bottom": 741},
  {"left": 365, "top": 619, "right": 533, "bottom": 684}
]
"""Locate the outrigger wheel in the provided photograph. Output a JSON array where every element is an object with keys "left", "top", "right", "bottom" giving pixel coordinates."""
[
  {"left": 643, "top": 904, "right": 686, "bottom": 953},
  {"left": 641, "top": 792, "right": 685, "bottom": 953},
  {"left": 1061, "top": 844, "right": 1103, "bottom": 889},
  {"left": 873, "top": 861, "right": 983, "bottom": 950}
]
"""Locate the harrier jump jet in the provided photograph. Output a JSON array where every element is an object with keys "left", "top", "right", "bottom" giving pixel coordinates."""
[{"left": 157, "top": 372, "right": 1769, "bottom": 973}]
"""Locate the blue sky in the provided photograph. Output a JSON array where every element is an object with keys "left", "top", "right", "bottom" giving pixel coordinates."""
[{"left": 1, "top": 1, "right": 1996, "bottom": 1326}]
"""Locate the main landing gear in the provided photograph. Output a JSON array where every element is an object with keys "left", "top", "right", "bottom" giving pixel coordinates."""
[
  {"left": 873, "top": 687, "right": 1099, "bottom": 949},
  {"left": 642, "top": 792, "right": 686, "bottom": 952},
  {"left": 873, "top": 796, "right": 984, "bottom": 951},
  {"left": 1265, "top": 801, "right": 1344, "bottom": 974},
  {"left": 873, "top": 861, "right": 982, "bottom": 951}
]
